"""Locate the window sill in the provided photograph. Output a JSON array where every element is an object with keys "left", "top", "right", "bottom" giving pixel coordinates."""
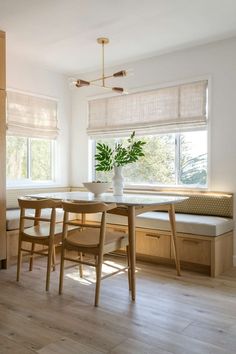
[
  {"left": 74, "top": 185, "right": 209, "bottom": 195},
  {"left": 124, "top": 183, "right": 208, "bottom": 193},
  {"left": 7, "top": 182, "right": 68, "bottom": 190}
]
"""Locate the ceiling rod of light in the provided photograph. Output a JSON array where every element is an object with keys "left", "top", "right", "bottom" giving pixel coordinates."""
[
  {"left": 74, "top": 37, "right": 128, "bottom": 94},
  {"left": 99, "top": 37, "right": 106, "bottom": 87}
]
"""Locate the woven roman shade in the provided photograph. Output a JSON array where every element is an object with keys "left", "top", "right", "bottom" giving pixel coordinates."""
[
  {"left": 7, "top": 91, "right": 59, "bottom": 139},
  {"left": 88, "top": 80, "right": 208, "bottom": 136}
]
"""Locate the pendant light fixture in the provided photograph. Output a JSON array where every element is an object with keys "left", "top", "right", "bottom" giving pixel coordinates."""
[{"left": 72, "top": 38, "right": 128, "bottom": 94}]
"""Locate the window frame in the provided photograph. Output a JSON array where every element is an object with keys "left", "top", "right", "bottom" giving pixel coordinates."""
[
  {"left": 6, "top": 89, "right": 60, "bottom": 188},
  {"left": 6, "top": 135, "right": 56, "bottom": 188},
  {"left": 91, "top": 128, "right": 208, "bottom": 190},
  {"left": 88, "top": 76, "right": 211, "bottom": 191}
]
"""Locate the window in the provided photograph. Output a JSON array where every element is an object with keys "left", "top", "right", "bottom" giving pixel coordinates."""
[
  {"left": 6, "top": 91, "right": 58, "bottom": 185},
  {"left": 89, "top": 80, "right": 208, "bottom": 188},
  {"left": 7, "top": 136, "right": 54, "bottom": 182},
  {"left": 93, "top": 130, "right": 207, "bottom": 187}
]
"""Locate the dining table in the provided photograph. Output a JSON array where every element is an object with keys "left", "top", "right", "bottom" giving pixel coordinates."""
[{"left": 26, "top": 191, "right": 188, "bottom": 301}]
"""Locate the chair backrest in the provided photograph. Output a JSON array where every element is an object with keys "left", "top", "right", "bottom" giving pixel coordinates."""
[
  {"left": 18, "top": 197, "right": 62, "bottom": 234},
  {"left": 61, "top": 201, "right": 117, "bottom": 248}
]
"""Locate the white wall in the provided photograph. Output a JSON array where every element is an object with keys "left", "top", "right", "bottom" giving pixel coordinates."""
[
  {"left": 6, "top": 55, "right": 71, "bottom": 187},
  {"left": 71, "top": 37, "right": 236, "bottom": 258}
]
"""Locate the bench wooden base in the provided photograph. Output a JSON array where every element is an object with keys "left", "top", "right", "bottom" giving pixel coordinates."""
[
  {"left": 107, "top": 224, "right": 233, "bottom": 277},
  {"left": 7, "top": 225, "right": 233, "bottom": 277}
]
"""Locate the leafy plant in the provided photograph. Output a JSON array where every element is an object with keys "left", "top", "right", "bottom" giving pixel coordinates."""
[{"left": 95, "top": 131, "right": 146, "bottom": 172}]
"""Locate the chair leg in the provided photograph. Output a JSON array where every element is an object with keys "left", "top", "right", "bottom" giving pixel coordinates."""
[
  {"left": 128, "top": 244, "right": 135, "bottom": 296},
  {"left": 29, "top": 243, "right": 35, "bottom": 271},
  {"left": 79, "top": 252, "right": 83, "bottom": 278},
  {"left": 126, "top": 245, "right": 131, "bottom": 291},
  {"left": 46, "top": 242, "right": 53, "bottom": 291},
  {"left": 52, "top": 245, "right": 56, "bottom": 271},
  {"left": 94, "top": 254, "right": 103, "bottom": 307},
  {"left": 59, "top": 243, "right": 65, "bottom": 295},
  {"left": 16, "top": 238, "right": 22, "bottom": 282}
]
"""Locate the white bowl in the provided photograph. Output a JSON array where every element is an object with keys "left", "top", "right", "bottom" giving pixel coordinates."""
[{"left": 83, "top": 182, "right": 112, "bottom": 196}]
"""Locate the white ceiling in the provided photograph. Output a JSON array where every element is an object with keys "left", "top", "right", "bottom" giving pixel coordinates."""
[{"left": 1, "top": 0, "right": 236, "bottom": 75}]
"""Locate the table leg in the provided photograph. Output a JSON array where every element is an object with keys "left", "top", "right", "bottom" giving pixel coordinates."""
[
  {"left": 168, "top": 204, "right": 181, "bottom": 276},
  {"left": 127, "top": 205, "right": 136, "bottom": 301}
]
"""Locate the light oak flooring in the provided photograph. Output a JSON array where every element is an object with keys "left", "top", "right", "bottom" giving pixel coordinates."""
[{"left": 0, "top": 256, "right": 236, "bottom": 354}]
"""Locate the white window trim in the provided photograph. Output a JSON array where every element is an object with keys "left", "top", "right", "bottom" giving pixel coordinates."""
[
  {"left": 6, "top": 88, "right": 62, "bottom": 188},
  {"left": 6, "top": 135, "right": 57, "bottom": 188},
  {"left": 91, "top": 130, "right": 208, "bottom": 191}
]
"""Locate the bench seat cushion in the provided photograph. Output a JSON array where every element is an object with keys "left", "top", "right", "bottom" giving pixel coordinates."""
[
  {"left": 7, "top": 209, "right": 234, "bottom": 237},
  {"left": 6, "top": 208, "right": 64, "bottom": 231},
  {"left": 101, "top": 212, "right": 233, "bottom": 237},
  {"left": 136, "top": 212, "right": 234, "bottom": 236}
]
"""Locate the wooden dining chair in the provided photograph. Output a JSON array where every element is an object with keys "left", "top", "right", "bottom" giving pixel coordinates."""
[
  {"left": 59, "top": 201, "right": 131, "bottom": 306},
  {"left": 17, "top": 197, "right": 63, "bottom": 291}
]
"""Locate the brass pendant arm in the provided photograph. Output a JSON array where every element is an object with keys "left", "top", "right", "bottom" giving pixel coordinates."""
[{"left": 74, "top": 37, "right": 127, "bottom": 94}]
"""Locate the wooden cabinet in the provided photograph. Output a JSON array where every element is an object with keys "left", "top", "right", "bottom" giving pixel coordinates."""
[
  {"left": 107, "top": 223, "right": 232, "bottom": 276},
  {"left": 107, "top": 225, "right": 127, "bottom": 251},
  {"left": 108, "top": 225, "right": 171, "bottom": 260},
  {"left": 136, "top": 230, "right": 171, "bottom": 258},
  {"left": 108, "top": 225, "right": 128, "bottom": 235},
  {"left": 172, "top": 235, "right": 211, "bottom": 266},
  {"left": 0, "top": 90, "right": 6, "bottom": 263},
  {"left": 0, "top": 32, "right": 6, "bottom": 90},
  {"left": 0, "top": 30, "right": 6, "bottom": 265}
]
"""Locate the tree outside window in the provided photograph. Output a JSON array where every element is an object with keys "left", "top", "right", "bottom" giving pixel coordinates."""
[
  {"left": 7, "top": 136, "right": 54, "bottom": 182},
  {"left": 94, "top": 130, "right": 207, "bottom": 187}
]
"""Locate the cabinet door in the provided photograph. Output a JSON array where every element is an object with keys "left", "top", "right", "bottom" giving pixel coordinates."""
[
  {"left": 136, "top": 230, "right": 171, "bottom": 258},
  {"left": 0, "top": 90, "right": 6, "bottom": 261},
  {"left": 107, "top": 225, "right": 128, "bottom": 251},
  {"left": 0, "top": 32, "right": 6, "bottom": 90},
  {"left": 108, "top": 225, "right": 128, "bottom": 235},
  {"left": 108, "top": 225, "right": 127, "bottom": 233},
  {"left": 172, "top": 236, "right": 211, "bottom": 265}
]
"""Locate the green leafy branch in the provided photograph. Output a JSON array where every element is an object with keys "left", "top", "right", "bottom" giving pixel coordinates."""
[
  {"left": 95, "top": 131, "right": 146, "bottom": 172},
  {"left": 95, "top": 143, "right": 113, "bottom": 171}
]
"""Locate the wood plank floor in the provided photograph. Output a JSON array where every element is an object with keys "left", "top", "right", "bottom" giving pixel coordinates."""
[{"left": 0, "top": 257, "right": 236, "bottom": 354}]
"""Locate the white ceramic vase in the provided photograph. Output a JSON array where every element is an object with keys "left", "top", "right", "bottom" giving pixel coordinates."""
[{"left": 112, "top": 166, "right": 124, "bottom": 196}]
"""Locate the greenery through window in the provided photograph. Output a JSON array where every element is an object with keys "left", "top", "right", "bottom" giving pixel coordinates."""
[
  {"left": 93, "top": 130, "right": 207, "bottom": 187},
  {"left": 7, "top": 136, "right": 54, "bottom": 183}
]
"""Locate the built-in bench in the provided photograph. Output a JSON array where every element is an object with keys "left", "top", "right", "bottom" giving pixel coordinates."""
[
  {"left": 104, "top": 191, "right": 234, "bottom": 276},
  {"left": 6, "top": 188, "right": 234, "bottom": 276},
  {"left": 104, "top": 211, "right": 234, "bottom": 236}
]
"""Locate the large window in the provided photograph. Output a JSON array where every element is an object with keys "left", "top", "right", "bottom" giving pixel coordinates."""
[
  {"left": 6, "top": 91, "right": 58, "bottom": 185},
  {"left": 93, "top": 130, "right": 207, "bottom": 187},
  {"left": 89, "top": 80, "right": 208, "bottom": 188},
  {"left": 7, "top": 136, "right": 54, "bottom": 182}
]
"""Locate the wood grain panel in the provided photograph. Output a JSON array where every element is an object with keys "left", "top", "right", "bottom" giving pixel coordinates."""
[
  {"left": 0, "top": 89, "right": 6, "bottom": 262},
  {"left": 0, "top": 31, "right": 6, "bottom": 90},
  {"left": 212, "top": 232, "right": 233, "bottom": 276},
  {"left": 136, "top": 230, "right": 171, "bottom": 258},
  {"left": 173, "top": 236, "right": 211, "bottom": 265}
]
